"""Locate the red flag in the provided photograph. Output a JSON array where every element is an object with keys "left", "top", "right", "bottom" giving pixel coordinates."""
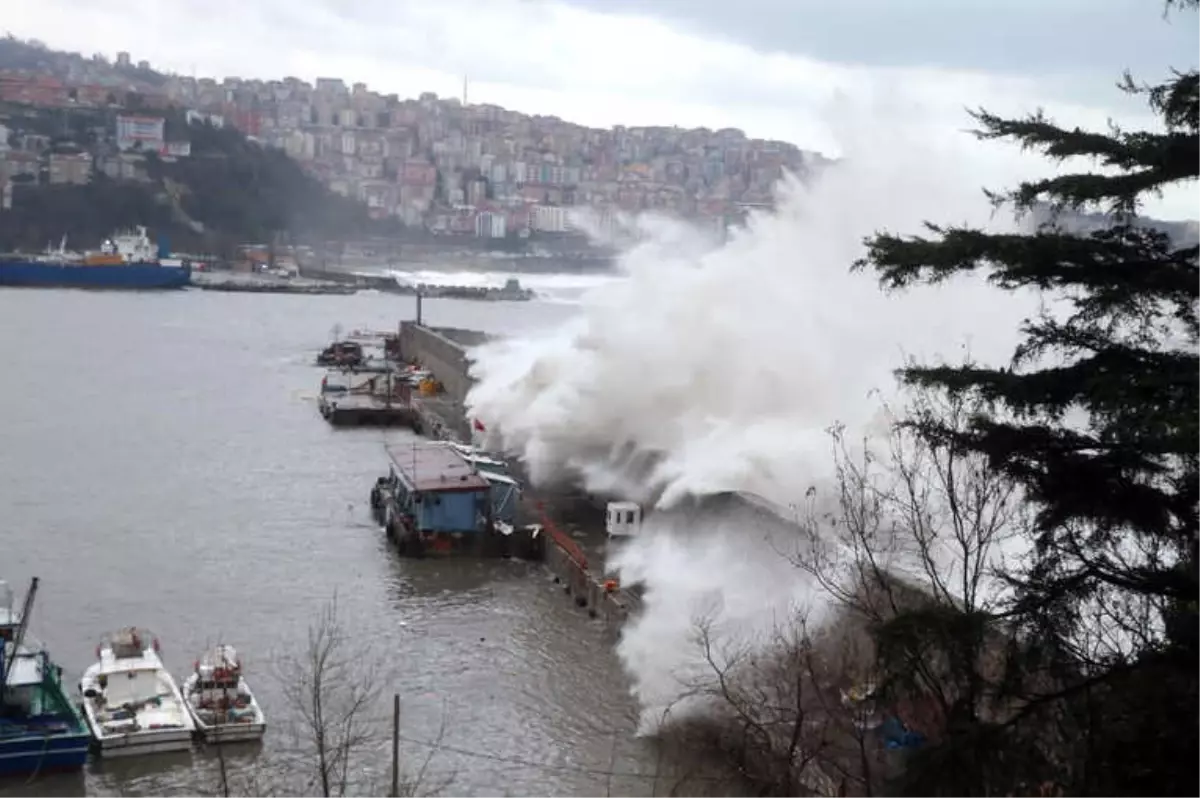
[{"left": 473, "top": 418, "right": 486, "bottom": 432}]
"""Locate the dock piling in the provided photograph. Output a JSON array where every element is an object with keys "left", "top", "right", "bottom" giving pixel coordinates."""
[{"left": 390, "top": 694, "right": 400, "bottom": 798}]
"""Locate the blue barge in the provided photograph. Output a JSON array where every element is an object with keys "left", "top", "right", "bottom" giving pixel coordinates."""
[
  {"left": 370, "top": 442, "right": 529, "bottom": 557},
  {"left": 0, "top": 579, "right": 91, "bottom": 777}
]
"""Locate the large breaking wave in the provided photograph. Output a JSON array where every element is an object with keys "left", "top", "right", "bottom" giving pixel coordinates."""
[{"left": 465, "top": 110, "right": 1045, "bottom": 730}]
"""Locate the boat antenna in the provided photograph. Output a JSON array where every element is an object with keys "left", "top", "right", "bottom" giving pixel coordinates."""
[{"left": 1, "top": 577, "right": 39, "bottom": 704}]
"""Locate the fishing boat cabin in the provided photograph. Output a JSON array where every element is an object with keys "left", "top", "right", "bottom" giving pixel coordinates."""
[
  {"left": 375, "top": 442, "right": 523, "bottom": 557},
  {"left": 189, "top": 646, "right": 256, "bottom": 725}
]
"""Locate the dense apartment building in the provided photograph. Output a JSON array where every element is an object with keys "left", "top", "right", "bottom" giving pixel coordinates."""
[
  {"left": 159, "top": 67, "right": 819, "bottom": 236},
  {"left": 0, "top": 43, "right": 821, "bottom": 236}
]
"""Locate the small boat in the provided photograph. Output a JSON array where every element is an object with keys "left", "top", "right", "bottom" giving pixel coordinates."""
[
  {"left": 181, "top": 645, "right": 266, "bottom": 744},
  {"left": 0, "top": 578, "right": 91, "bottom": 776},
  {"left": 79, "top": 628, "right": 195, "bottom": 756},
  {"left": 316, "top": 340, "right": 364, "bottom": 367}
]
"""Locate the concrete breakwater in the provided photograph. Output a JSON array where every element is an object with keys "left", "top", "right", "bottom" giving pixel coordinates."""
[
  {"left": 393, "top": 279, "right": 535, "bottom": 302},
  {"left": 299, "top": 264, "right": 536, "bottom": 301},
  {"left": 191, "top": 271, "right": 358, "bottom": 294}
]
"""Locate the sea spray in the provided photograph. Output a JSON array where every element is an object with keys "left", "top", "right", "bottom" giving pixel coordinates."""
[{"left": 466, "top": 107, "right": 1046, "bottom": 731}]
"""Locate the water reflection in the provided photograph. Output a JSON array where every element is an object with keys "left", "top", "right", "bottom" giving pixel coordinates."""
[
  {"left": 0, "top": 770, "right": 86, "bottom": 798},
  {"left": 1, "top": 290, "right": 653, "bottom": 797}
]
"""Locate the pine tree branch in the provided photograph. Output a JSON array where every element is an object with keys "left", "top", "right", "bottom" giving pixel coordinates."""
[
  {"left": 972, "top": 110, "right": 1191, "bottom": 172},
  {"left": 1122, "top": 68, "right": 1199, "bottom": 133},
  {"left": 857, "top": 225, "right": 1198, "bottom": 313},
  {"left": 1164, "top": 0, "right": 1199, "bottom": 13},
  {"left": 967, "top": 106, "right": 1198, "bottom": 212},
  {"left": 902, "top": 413, "right": 1197, "bottom": 552},
  {"left": 900, "top": 351, "right": 1197, "bottom": 449},
  {"left": 1007, "top": 166, "right": 1193, "bottom": 214}
]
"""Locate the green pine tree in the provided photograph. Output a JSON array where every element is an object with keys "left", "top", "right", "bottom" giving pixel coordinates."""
[{"left": 855, "top": 3, "right": 1197, "bottom": 795}]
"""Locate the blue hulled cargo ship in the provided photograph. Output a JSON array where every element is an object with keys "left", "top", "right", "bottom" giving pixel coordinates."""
[{"left": 0, "top": 227, "right": 190, "bottom": 290}]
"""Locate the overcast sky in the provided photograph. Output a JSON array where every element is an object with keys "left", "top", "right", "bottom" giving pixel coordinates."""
[{"left": 5, "top": 0, "right": 1197, "bottom": 217}]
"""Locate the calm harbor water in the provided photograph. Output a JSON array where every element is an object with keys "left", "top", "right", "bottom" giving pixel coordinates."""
[{"left": 0, "top": 288, "right": 667, "bottom": 797}]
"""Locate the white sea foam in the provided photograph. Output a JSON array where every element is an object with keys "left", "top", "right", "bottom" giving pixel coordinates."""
[
  {"left": 385, "top": 268, "right": 618, "bottom": 305},
  {"left": 465, "top": 101, "right": 1048, "bottom": 731}
]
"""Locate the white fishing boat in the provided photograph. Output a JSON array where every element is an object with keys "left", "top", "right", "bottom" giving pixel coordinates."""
[
  {"left": 78, "top": 628, "right": 195, "bottom": 756},
  {"left": 181, "top": 645, "right": 266, "bottom": 743}
]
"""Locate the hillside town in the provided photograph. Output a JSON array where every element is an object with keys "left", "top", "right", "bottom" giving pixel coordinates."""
[{"left": 0, "top": 39, "right": 824, "bottom": 239}]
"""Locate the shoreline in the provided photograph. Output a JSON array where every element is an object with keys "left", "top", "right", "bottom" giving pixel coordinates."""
[{"left": 191, "top": 270, "right": 537, "bottom": 301}]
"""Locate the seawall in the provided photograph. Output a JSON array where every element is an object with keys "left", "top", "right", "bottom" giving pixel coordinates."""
[
  {"left": 398, "top": 321, "right": 489, "bottom": 405},
  {"left": 395, "top": 321, "right": 637, "bottom": 623}
]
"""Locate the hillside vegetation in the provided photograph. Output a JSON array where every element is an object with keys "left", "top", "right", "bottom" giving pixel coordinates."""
[{"left": 0, "top": 104, "right": 390, "bottom": 254}]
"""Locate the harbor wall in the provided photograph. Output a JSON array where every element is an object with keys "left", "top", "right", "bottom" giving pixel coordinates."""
[
  {"left": 398, "top": 322, "right": 479, "bottom": 406},
  {"left": 538, "top": 504, "right": 638, "bottom": 625},
  {"left": 397, "top": 320, "right": 639, "bottom": 624}
]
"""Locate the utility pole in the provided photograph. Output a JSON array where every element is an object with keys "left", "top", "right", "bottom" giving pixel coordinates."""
[{"left": 390, "top": 693, "right": 401, "bottom": 798}]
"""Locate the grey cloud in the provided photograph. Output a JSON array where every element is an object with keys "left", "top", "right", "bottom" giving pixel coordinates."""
[
  {"left": 555, "top": 0, "right": 1197, "bottom": 84},
  {"left": 315, "top": 0, "right": 1197, "bottom": 115}
]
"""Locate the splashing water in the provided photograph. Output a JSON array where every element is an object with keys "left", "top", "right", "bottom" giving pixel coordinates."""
[
  {"left": 386, "top": 268, "right": 619, "bottom": 305},
  {"left": 466, "top": 110, "right": 1047, "bottom": 731}
]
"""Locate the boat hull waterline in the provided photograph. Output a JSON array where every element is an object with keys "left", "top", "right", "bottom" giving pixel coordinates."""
[
  {"left": 182, "top": 674, "right": 267, "bottom": 745},
  {"left": 0, "top": 261, "right": 191, "bottom": 290},
  {"left": 77, "top": 721, "right": 193, "bottom": 757},
  {"left": 0, "top": 730, "right": 91, "bottom": 775}
]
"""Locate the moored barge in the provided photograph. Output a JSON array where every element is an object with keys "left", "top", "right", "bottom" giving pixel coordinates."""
[{"left": 370, "top": 442, "right": 535, "bottom": 558}]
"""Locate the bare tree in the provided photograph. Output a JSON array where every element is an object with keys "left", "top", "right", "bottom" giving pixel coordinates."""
[
  {"left": 658, "top": 390, "right": 1037, "bottom": 796},
  {"left": 275, "top": 594, "right": 382, "bottom": 797},
  {"left": 393, "top": 704, "right": 456, "bottom": 798},
  {"left": 208, "top": 594, "right": 453, "bottom": 798},
  {"left": 204, "top": 593, "right": 379, "bottom": 797},
  {"left": 794, "top": 390, "right": 1027, "bottom": 730},
  {"left": 655, "top": 610, "right": 887, "bottom": 797},
  {"left": 209, "top": 742, "right": 286, "bottom": 798}
]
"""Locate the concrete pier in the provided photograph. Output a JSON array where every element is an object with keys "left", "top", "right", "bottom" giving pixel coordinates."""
[
  {"left": 534, "top": 499, "right": 642, "bottom": 624},
  {"left": 395, "top": 321, "right": 640, "bottom": 623}
]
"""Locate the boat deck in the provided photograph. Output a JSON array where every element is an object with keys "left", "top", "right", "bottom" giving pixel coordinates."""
[
  {"left": 322, "top": 394, "right": 415, "bottom": 427},
  {"left": 385, "top": 442, "right": 491, "bottom": 492}
]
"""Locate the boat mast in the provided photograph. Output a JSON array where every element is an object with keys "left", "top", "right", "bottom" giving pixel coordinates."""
[{"left": 0, "top": 577, "right": 39, "bottom": 704}]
